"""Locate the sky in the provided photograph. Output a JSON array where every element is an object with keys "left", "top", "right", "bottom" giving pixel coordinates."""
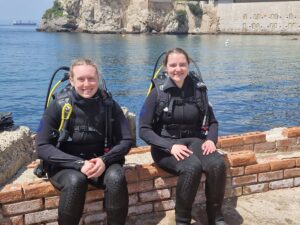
[{"left": 0, "top": 0, "right": 54, "bottom": 24}]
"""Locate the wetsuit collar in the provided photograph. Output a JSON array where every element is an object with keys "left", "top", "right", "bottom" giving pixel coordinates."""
[
  {"left": 162, "top": 75, "right": 190, "bottom": 91},
  {"left": 72, "top": 88, "right": 102, "bottom": 106}
]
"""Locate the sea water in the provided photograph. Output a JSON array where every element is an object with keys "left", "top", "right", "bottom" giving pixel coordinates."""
[{"left": 0, "top": 25, "right": 299, "bottom": 145}]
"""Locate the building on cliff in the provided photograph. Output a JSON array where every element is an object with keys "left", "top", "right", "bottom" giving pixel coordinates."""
[{"left": 217, "top": 0, "right": 300, "bottom": 34}]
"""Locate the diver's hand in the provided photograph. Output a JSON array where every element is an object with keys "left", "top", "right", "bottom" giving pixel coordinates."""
[
  {"left": 170, "top": 144, "right": 193, "bottom": 161},
  {"left": 86, "top": 157, "right": 106, "bottom": 178},
  {"left": 81, "top": 160, "right": 95, "bottom": 176},
  {"left": 202, "top": 140, "right": 216, "bottom": 155}
]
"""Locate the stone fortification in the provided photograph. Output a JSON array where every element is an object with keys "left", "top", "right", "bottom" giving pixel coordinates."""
[{"left": 217, "top": 0, "right": 300, "bottom": 34}]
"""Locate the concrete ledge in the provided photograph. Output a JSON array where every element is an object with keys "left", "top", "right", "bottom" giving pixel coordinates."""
[{"left": 0, "top": 126, "right": 300, "bottom": 224}]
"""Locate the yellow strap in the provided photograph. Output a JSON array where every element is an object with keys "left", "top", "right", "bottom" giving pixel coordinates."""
[
  {"left": 58, "top": 103, "right": 73, "bottom": 131},
  {"left": 46, "top": 80, "right": 62, "bottom": 108},
  {"left": 146, "top": 65, "right": 163, "bottom": 96}
]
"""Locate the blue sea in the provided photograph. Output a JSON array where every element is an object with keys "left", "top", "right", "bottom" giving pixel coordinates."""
[{"left": 0, "top": 25, "right": 299, "bottom": 145}]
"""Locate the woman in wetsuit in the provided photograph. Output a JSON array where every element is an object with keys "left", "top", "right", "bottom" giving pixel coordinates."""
[
  {"left": 139, "top": 48, "right": 227, "bottom": 225},
  {"left": 36, "top": 58, "right": 132, "bottom": 225}
]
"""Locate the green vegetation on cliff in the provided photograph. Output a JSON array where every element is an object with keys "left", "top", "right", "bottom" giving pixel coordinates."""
[
  {"left": 176, "top": 10, "right": 187, "bottom": 25},
  {"left": 42, "top": 1, "right": 64, "bottom": 19},
  {"left": 188, "top": 3, "right": 203, "bottom": 17}
]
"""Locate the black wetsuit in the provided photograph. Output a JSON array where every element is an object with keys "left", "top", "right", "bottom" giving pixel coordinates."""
[
  {"left": 139, "top": 75, "right": 226, "bottom": 225},
  {"left": 36, "top": 88, "right": 132, "bottom": 225}
]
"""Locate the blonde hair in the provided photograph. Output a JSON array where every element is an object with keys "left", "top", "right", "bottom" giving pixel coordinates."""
[{"left": 69, "top": 58, "right": 100, "bottom": 78}]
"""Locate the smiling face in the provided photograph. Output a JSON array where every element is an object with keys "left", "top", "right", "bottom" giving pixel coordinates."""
[
  {"left": 165, "top": 52, "right": 189, "bottom": 88},
  {"left": 69, "top": 64, "right": 99, "bottom": 98}
]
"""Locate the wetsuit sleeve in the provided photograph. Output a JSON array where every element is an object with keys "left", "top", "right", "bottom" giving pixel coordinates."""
[
  {"left": 139, "top": 89, "right": 174, "bottom": 152},
  {"left": 35, "top": 101, "right": 84, "bottom": 170},
  {"left": 206, "top": 104, "right": 218, "bottom": 144},
  {"left": 100, "top": 100, "right": 132, "bottom": 167}
]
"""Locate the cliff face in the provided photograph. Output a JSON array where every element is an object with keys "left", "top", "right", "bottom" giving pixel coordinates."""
[{"left": 38, "top": 0, "right": 218, "bottom": 34}]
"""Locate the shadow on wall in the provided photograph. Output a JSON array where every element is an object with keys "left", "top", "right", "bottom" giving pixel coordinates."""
[{"left": 126, "top": 197, "right": 243, "bottom": 225}]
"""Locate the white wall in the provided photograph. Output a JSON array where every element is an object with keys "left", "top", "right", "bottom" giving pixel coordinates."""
[{"left": 217, "top": 1, "right": 300, "bottom": 33}]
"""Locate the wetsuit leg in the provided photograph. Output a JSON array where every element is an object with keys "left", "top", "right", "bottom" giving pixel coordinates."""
[
  {"left": 152, "top": 138, "right": 204, "bottom": 225},
  {"left": 49, "top": 169, "right": 88, "bottom": 225},
  {"left": 201, "top": 152, "right": 227, "bottom": 225},
  {"left": 103, "top": 164, "right": 128, "bottom": 225}
]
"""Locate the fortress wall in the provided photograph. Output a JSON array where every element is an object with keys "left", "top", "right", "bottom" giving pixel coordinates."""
[{"left": 217, "top": 1, "right": 300, "bottom": 34}]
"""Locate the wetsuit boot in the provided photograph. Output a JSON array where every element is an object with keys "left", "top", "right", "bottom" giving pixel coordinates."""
[{"left": 205, "top": 158, "right": 227, "bottom": 225}]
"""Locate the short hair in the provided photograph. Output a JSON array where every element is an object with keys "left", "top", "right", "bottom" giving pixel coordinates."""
[{"left": 163, "top": 48, "right": 190, "bottom": 67}]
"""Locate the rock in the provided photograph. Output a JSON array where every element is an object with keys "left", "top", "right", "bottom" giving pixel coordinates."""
[
  {"left": 0, "top": 126, "right": 35, "bottom": 185},
  {"left": 38, "top": 0, "right": 218, "bottom": 34}
]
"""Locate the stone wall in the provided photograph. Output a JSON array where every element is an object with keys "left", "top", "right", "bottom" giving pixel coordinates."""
[
  {"left": 217, "top": 0, "right": 300, "bottom": 34},
  {"left": 0, "top": 127, "right": 34, "bottom": 185},
  {"left": 0, "top": 126, "right": 300, "bottom": 224}
]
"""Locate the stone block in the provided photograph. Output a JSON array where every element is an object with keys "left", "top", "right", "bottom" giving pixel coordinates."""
[
  {"left": 139, "top": 189, "right": 171, "bottom": 202},
  {"left": 269, "top": 159, "right": 296, "bottom": 171},
  {"left": 2, "top": 199, "right": 43, "bottom": 216},
  {"left": 0, "top": 126, "right": 35, "bottom": 185},
  {"left": 23, "top": 181, "right": 58, "bottom": 199},
  {"left": 128, "top": 203, "right": 153, "bottom": 216},
  {"left": 232, "top": 174, "right": 257, "bottom": 186},
  {"left": 282, "top": 126, "right": 300, "bottom": 138},
  {"left": 0, "top": 184, "right": 23, "bottom": 204},
  {"left": 242, "top": 132, "right": 266, "bottom": 144},
  {"left": 129, "top": 193, "right": 138, "bottom": 205},
  {"left": 224, "top": 187, "right": 243, "bottom": 198},
  {"left": 284, "top": 168, "right": 300, "bottom": 178},
  {"left": 219, "top": 135, "right": 244, "bottom": 148},
  {"left": 294, "top": 177, "right": 300, "bottom": 186},
  {"left": 254, "top": 142, "right": 276, "bottom": 153},
  {"left": 0, "top": 215, "right": 23, "bottom": 225},
  {"left": 128, "top": 180, "right": 153, "bottom": 194},
  {"left": 269, "top": 178, "right": 294, "bottom": 190},
  {"left": 226, "top": 150, "right": 257, "bottom": 167},
  {"left": 276, "top": 138, "right": 297, "bottom": 147},
  {"left": 258, "top": 171, "right": 283, "bottom": 182},
  {"left": 245, "top": 163, "right": 270, "bottom": 175},
  {"left": 24, "top": 209, "right": 58, "bottom": 224},
  {"left": 243, "top": 183, "right": 269, "bottom": 195},
  {"left": 230, "top": 166, "right": 244, "bottom": 176},
  {"left": 230, "top": 144, "right": 254, "bottom": 152}
]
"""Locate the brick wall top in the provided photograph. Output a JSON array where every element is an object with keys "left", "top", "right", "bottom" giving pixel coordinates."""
[
  {"left": 1, "top": 126, "right": 300, "bottom": 206},
  {"left": 282, "top": 126, "right": 300, "bottom": 138}
]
